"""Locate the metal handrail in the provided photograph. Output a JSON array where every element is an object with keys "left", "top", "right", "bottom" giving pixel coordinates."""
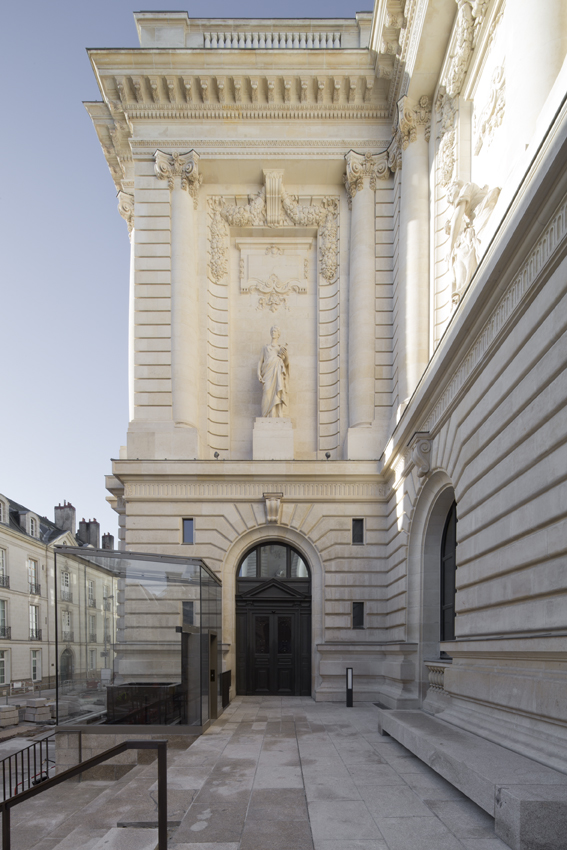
[
  {"left": 0, "top": 739, "right": 167, "bottom": 850},
  {"left": 1, "top": 734, "right": 56, "bottom": 802}
]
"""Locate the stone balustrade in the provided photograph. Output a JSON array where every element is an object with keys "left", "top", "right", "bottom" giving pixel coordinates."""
[
  {"left": 203, "top": 32, "right": 341, "bottom": 49},
  {"left": 424, "top": 660, "right": 451, "bottom": 693}
]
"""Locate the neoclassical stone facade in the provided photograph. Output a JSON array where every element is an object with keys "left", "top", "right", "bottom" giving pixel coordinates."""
[{"left": 87, "top": 0, "right": 567, "bottom": 778}]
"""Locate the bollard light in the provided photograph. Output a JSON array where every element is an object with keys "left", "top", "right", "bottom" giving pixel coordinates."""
[{"left": 346, "top": 667, "right": 353, "bottom": 707}]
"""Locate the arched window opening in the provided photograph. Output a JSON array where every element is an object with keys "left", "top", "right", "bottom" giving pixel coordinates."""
[
  {"left": 440, "top": 501, "right": 457, "bottom": 642},
  {"left": 237, "top": 542, "right": 310, "bottom": 580}
]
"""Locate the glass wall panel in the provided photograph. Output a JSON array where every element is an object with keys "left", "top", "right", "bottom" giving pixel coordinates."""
[{"left": 53, "top": 548, "right": 221, "bottom": 728}]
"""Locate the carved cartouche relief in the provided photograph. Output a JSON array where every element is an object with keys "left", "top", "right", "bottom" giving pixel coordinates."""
[{"left": 207, "top": 180, "right": 339, "bottom": 286}]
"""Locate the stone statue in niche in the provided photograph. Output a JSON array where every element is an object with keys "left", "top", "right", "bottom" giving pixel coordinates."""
[
  {"left": 257, "top": 326, "right": 290, "bottom": 418},
  {"left": 445, "top": 179, "right": 501, "bottom": 304}
]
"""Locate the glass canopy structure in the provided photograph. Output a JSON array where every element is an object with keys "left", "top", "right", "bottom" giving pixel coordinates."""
[{"left": 53, "top": 548, "right": 222, "bottom": 728}]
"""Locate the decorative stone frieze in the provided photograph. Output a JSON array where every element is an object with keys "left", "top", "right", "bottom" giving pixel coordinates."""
[
  {"left": 124, "top": 481, "right": 387, "bottom": 499},
  {"left": 117, "top": 191, "right": 134, "bottom": 234},
  {"left": 436, "top": 92, "right": 458, "bottom": 186},
  {"left": 422, "top": 194, "right": 567, "bottom": 435},
  {"left": 344, "top": 150, "right": 390, "bottom": 208},
  {"left": 154, "top": 150, "right": 202, "bottom": 207},
  {"left": 474, "top": 65, "right": 505, "bottom": 155},
  {"left": 264, "top": 493, "right": 283, "bottom": 523},
  {"left": 408, "top": 432, "right": 432, "bottom": 478}
]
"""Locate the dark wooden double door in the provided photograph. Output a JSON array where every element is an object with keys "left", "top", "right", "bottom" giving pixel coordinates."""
[{"left": 236, "top": 583, "right": 311, "bottom": 696}]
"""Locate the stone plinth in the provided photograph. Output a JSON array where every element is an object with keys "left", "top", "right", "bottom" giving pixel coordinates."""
[
  {"left": 253, "top": 418, "right": 294, "bottom": 460},
  {"left": 0, "top": 705, "right": 19, "bottom": 728},
  {"left": 24, "top": 700, "right": 51, "bottom": 723}
]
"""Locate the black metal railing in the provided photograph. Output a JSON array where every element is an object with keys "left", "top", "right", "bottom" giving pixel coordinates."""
[
  {"left": 1, "top": 734, "right": 56, "bottom": 803},
  {"left": 88, "top": 597, "right": 96, "bottom": 608},
  {"left": 0, "top": 627, "right": 10, "bottom": 639},
  {"left": 0, "top": 739, "right": 167, "bottom": 850},
  {"left": 103, "top": 599, "right": 112, "bottom": 611},
  {"left": 0, "top": 575, "right": 9, "bottom": 588},
  {"left": 61, "top": 589, "right": 73, "bottom": 602},
  {"left": 29, "top": 583, "right": 41, "bottom": 596},
  {"left": 62, "top": 631, "right": 74, "bottom": 642},
  {"left": 29, "top": 629, "right": 42, "bottom": 641},
  {"left": 89, "top": 632, "right": 97, "bottom": 643}
]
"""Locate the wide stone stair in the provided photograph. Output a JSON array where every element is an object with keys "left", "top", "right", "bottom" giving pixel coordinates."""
[{"left": 12, "top": 729, "right": 222, "bottom": 850}]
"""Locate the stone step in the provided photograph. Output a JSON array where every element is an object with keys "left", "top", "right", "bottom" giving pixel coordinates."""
[
  {"left": 24, "top": 739, "right": 195, "bottom": 850},
  {"left": 377, "top": 708, "right": 567, "bottom": 850}
]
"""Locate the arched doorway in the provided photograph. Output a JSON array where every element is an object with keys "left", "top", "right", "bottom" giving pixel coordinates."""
[
  {"left": 235, "top": 542, "right": 311, "bottom": 696},
  {"left": 60, "top": 648, "right": 74, "bottom": 684}
]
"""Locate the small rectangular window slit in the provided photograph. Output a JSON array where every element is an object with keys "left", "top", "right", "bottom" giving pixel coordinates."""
[
  {"left": 182, "top": 518, "right": 194, "bottom": 544},
  {"left": 352, "top": 518, "right": 364, "bottom": 545},
  {"left": 353, "top": 602, "right": 364, "bottom": 629}
]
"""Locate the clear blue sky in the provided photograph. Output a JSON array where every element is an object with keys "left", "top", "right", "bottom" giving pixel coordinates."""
[{"left": 0, "top": 0, "right": 370, "bottom": 540}]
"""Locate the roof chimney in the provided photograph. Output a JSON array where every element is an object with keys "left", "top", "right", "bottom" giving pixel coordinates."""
[
  {"left": 102, "top": 533, "right": 114, "bottom": 550},
  {"left": 77, "top": 518, "right": 99, "bottom": 548},
  {"left": 54, "top": 501, "right": 76, "bottom": 535}
]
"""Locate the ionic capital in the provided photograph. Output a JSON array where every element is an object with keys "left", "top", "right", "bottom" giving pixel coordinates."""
[
  {"left": 343, "top": 150, "right": 390, "bottom": 208},
  {"left": 154, "top": 149, "right": 202, "bottom": 207},
  {"left": 117, "top": 191, "right": 134, "bottom": 234}
]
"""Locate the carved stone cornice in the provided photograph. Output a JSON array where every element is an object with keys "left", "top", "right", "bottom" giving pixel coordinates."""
[
  {"left": 344, "top": 150, "right": 390, "bottom": 207},
  {"left": 154, "top": 150, "right": 202, "bottom": 207},
  {"left": 117, "top": 191, "right": 134, "bottom": 234}
]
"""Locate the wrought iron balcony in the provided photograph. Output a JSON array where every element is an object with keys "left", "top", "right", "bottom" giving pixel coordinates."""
[
  {"left": 89, "top": 632, "right": 97, "bottom": 643},
  {"left": 30, "top": 628, "right": 42, "bottom": 641},
  {"left": 103, "top": 599, "right": 112, "bottom": 611},
  {"left": 88, "top": 597, "right": 96, "bottom": 608},
  {"left": 61, "top": 588, "right": 73, "bottom": 602},
  {"left": 0, "top": 574, "right": 9, "bottom": 588},
  {"left": 0, "top": 626, "right": 11, "bottom": 639},
  {"left": 62, "top": 630, "right": 74, "bottom": 642},
  {"left": 29, "top": 582, "right": 41, "bottom": 596}
]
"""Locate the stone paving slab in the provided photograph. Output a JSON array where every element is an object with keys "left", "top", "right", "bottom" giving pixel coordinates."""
[{"left": 14, "top": 696, "right": 512, "bottom": 850}]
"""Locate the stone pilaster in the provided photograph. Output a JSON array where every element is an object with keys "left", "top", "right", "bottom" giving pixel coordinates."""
[
  {"left": 155, "top": 150, "right": 202, "bottom": 450},
  {"left": 344, "top": 151, "right": 389, "bottom": 451},
  {"left": 394, "top": 97, "right": 431, "bottom": 415},
  {"left": 118, "top": 192, "right": 136, "bottom": 422}
]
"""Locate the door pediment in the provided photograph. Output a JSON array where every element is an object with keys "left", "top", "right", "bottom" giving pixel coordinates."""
[{"left": 238, "top": 579, "right": 306, "bottom": 599}]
